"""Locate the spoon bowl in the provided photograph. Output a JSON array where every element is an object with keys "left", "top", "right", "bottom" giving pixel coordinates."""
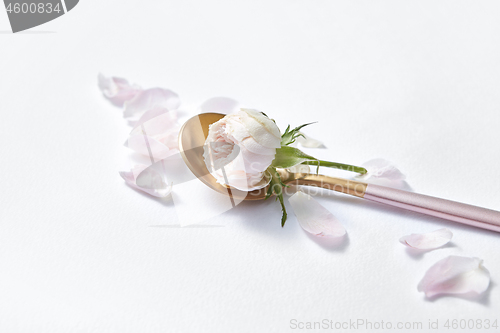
[{"left": 178, "top": 113, "right": 269, "bottom": 200}]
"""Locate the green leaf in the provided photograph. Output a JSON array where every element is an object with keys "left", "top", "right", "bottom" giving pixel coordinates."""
[
  {"left": 280, "top": 122, "right": 315, "bottom": 146},
  {"left": 271, "top": 146, "right": 318, "bottom": 169},
  {"left": 265, "top": 167, "right": 288, "bottom": 226},
  {"left": 277, "top": 192, "right": 287, "bottom": 227}
]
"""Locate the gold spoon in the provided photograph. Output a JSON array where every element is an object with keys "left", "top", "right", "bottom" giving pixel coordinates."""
[{"left": 178, "top": 113, "right": 500, "bottom": 232}]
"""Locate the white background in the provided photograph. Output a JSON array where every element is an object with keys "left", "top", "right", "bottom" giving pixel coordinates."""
[{"left": 1, "top": 1, "right": 500, "bottom": 332}]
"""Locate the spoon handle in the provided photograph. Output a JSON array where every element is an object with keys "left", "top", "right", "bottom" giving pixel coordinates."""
[
  {"left": 294, "top": 174, "right": 500, "bottom": 232},
  {"left": 363, "top": 184, "right": 500, "bottom": 233}
]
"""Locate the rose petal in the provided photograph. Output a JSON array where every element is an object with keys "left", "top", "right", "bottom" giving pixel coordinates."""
[
  {"left": 357, "top": 158, "right": 406, "bottom": 181},
  {"left": 239, "top": 109, "right": 281, "bottom": 148},
  {"left": 125, "top": 106, "right": 181, "bottom": 161},
  {"left": 125, "top": 135, "right": 178, "bottom": 162},
  {"left": 132, "top": 106, "right": 178, "bottom": 132},
  {"left": 418, "top": 256, "right": 490, "bottom": 298},
  {"left": 355, "top": 159, "right": 408, "bottom": 189},
  {"left": 98, "top": 73, "right": 142, "bottom": 106},
  {"left": 231, "top": 144, "right": 275, "bottom": 173},
  {"left": 123, "top": 88, "right": 181, "bottom": 119},
  {"left": 130, "top": 108, "right": 180, "bottom": 149},
  {"left": 400, "top": 228, "right": 453, "bottom": 250},
  {"left": 288, "top": 191, "right": 346, "bottom": 237},
  {"left": 296, "top": 132, "right": 325, "bottom": 148},
  {"left": 200, "top": 97, "right": 239, "bottom": 114},
  {"left": 119, "top": 164, "right": 172, "bottom": 197}
]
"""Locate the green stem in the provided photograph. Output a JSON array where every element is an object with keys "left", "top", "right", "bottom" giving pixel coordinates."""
[{"left": 301, "top": 160, "right": 367, "bottom": 174}]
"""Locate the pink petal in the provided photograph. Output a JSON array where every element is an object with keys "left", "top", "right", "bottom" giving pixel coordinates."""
[
  {"left": 400, "top": 228, "right": 453, "bottom": 250},
  {"left": 119, "top": 164, "right": 172, "bottom": 197},
  {"left": 288, "top": 191, "right": 346, "bottom": 237},
  {"left": 98, "top": 73, "right": 141, "bottom": 106},
  {"left": 200, "top": 97, "right": 239, "bottom": 114},
  {"left": 125, "top": 107, "right": 181, "bottom": 161},
  {"left": 132, "top": 106, "right": 178, "bottom": 131},
  {"left": 123, "top": 88, "right": 181, "bottom": 119},
  {"left": 130, "top": 107, "right": 180, "bottom": 149},
  {"left": 418, "top": 256, "right": 490, "bottom": 298},
  {"left": 296, "top": 132, "right": 325, "bottom": 148},
  {"left": 125, "top": 135, "right": 178, "bottom": 162}
]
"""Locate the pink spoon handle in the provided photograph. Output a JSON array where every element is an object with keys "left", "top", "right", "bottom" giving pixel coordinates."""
[{"left": 363, "top": 184, "right": 500, "bottom": 233}]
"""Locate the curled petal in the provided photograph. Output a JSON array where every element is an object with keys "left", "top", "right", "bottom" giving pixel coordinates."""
[
  {"left": 239, "top": 137, "right": 276, "bottom": 156},
  {"left": 200, "top": 97, "right": 239, "bottom": 114},
  {"left": 288, "top": 191, "right": 346, "bottom": 237},
  {"left": 119, "top": 164, "right": 172, "bottom": 197},
  {"left": 418, "top": 256, "right": 490, "bottom": 298},
  {"left": 355, "top": 159, "right": 408, "bottom": 189},
  {"left": 357, "top": 158, "right": 405, "bottom": 181},
  {"left": 98, "top": 73, "right": 141, "bottom": 106},
  {"left": 239, "top": 109, "right": 281, "bottom": 148},
  {"left": 123, "top": 88, "right": 181, "bottom": 119},
  {"left": 400, "top": 228, "right": 453, "bottom": 250},
  {"left": 296, "top": 132, "right": 325, "bottom": 148}
]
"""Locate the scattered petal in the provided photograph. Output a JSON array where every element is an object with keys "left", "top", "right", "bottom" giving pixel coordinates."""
[
  {"left": 132, "top": 106, "right": 178, "bottom": 130},
  {"left": 125, "top": 135, "right": 177, "bottom": 162},
  {"left": 296, "top": 132, "right": 325, "bottom": 148},
  {"left": 400, "top": 228, "right": 453, "bottom": 250},
  {"left": 125, "top": 107, "right": 180, "bottom": 162},
  {"left": 119, "top": 164, "right": 172, "bottom": 197},
  {"left": 418, "top": 256, "right": 490, "bottom": 298},
  {"left": 355, "top": 159, "right": 408, "bottom": 189},
  {"left": 288, "top": 191, "right": 346, "bottom": 237},
  {"left": 98, "top": 73, "right": 141, "bottom": 106},
  {"left": 357, "top": 158, "right": 405, "bottom": 181},
  {"left": 123, "top": 88, "right": 181, "bottom": 119},
  {"left": 200, "top": 97, "right": 239, "bottom": 114}
]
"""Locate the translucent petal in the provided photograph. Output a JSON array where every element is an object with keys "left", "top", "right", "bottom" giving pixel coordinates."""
[
  {"left": 288, "top": 191, "right": 346, "bottom": 237},
  {"left": 400, "top": 228, "right": 453, "bottom": 250},
  {"left": 123, "top": 88, "right": 180, "bottom": 118},
  {"left": 98, "top": 73, "right": 141, "bottom": 106},
  {"left": 119, "top": 164, "right": 172, "bottom": 197},
  {"left": 296, "top": 132, "right": 325, "bottom": 148},
  {"left": 418, "top": 256, "right": 490, "bottom": 298},
  {"left": 357, "top": 158, "right": 406, "bottom": 181}
]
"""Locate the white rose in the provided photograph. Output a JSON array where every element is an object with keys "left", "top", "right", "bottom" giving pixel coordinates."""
[{"left": 203, "top": 109, "right": 281, "bottom": 191}]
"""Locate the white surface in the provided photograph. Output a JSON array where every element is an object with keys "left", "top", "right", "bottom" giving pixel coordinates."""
[{"left": 1, "top": 1, "right": 500, "bottom": 332}]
